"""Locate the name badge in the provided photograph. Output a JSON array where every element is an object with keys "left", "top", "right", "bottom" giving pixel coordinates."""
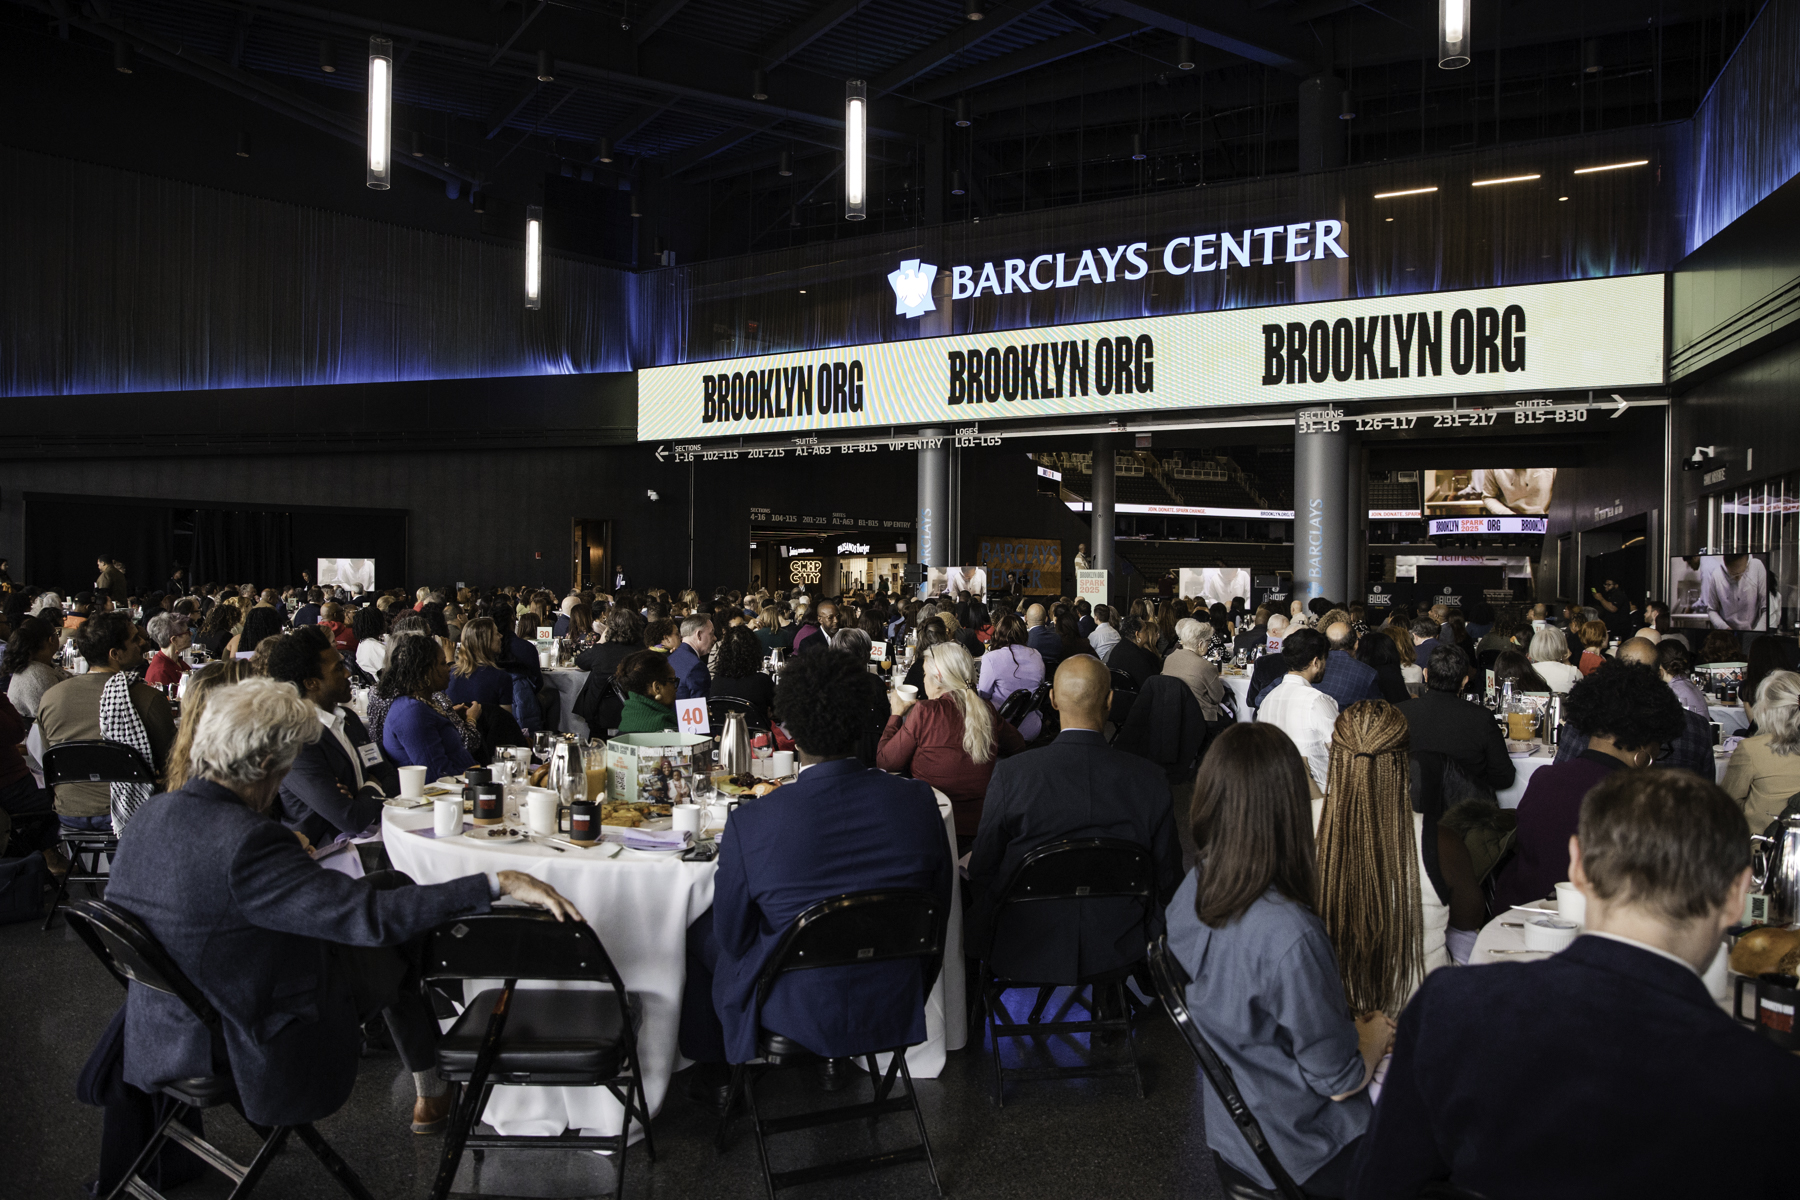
[{"left": 356, "top": 743, "right": 383, "bottom": 768}]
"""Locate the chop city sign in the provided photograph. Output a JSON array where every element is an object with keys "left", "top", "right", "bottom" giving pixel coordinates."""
[
  {"left": 637, "top": 274, "right": 1667, "bottom": 442},
  {"left": 883, "top": 221, "right": 1349, "bottom": 319}
]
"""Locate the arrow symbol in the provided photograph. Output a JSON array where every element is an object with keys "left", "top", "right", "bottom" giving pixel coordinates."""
[
  {"left": 655, "top": 445, "right": 668, "bottom": 462},
  {"left": 1610, "top": 394, "right": 1628, "bottom": 419}
]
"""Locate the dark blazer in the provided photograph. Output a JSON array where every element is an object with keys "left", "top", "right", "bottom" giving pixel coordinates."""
[
  {"left": 293, "top": 603, "right": 321, "bottom": 627},
  {"left": 1106, "top": 638, "right": 1162, "bottom": 690},
  {"left": 573, "top": 640, "right": 635, "bottom": 680},
  {"left": 668, "top": 642, "right": 710, "bottom": 699},
  {"left": 1026, "top": 623, "right": 1060, "bottom": 665},
  {"left": 1232, "top": 624, "right": 1268, "bottom": 656},
  {"left": 1401, "top": 690, "right": 1515, "bottom": 793},
  {"left": 505, "top": 634, "right": 543, "bottom": 690},
  {"left": 1412, "top": 636, "right": 1442, "bottom": 668},
  {"left": 967, "top": 729, "right": 1181, "bottom": 982},
  {"left": 1349, "top": 936, "right": 1800, "bottom": 1199},
  {"left": 104, "top": 780, "right": 490, "bottom": 1126},
  {"left": 1370, "top": 661, "right": 1410, "bottom": 705},
  {"left": 1248, "top": 655, "right": 1288, "bottom": 709},
  {"left": 272, "top": 707, "right": 400, "bottom": 845},
  {"left": 710, "top": 758, "right": 952, "bottom": 1064}
]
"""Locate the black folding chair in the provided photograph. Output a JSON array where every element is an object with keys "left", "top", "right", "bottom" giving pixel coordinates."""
[
  {"left": 996, "top": 687, "right": 1036, "bottom": 727},
  {"left": 717, "top": 889, "right": 949, "bottom": 1200},
  {"left": 42, "top": 740, "right": 156, "bottom": 930},
  {"left": 977, "top": 838, "right": 1154, "bottom": 1105},
  {"left": 1108, "top": 668, "right": 1140, "bottom": 732},
  {"left": 1147, "top": 934, "right": 1304, "bottom": 1200},
  {"left": 421, "top": 911, "right": 653, "bottom": 1200},
  {"left": 65, "top": 899, "right": 375, "bottom": 1200}
]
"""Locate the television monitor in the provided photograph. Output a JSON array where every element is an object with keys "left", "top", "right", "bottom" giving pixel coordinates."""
[
  {"left": 1177, "top": 567, "right": 1251, "bottom": 609},
  {"left": 1423, "top": 468, "right": 1556, "bottom": 517},
  {"left": 317, "top": 557, "right": 375, "bottom": 593},
  {"left": 1668, "top": 554, "right": 1777, "bottom": 632},
  {"left": 922, "top": 566, "right": 988, "bottom": 599}
]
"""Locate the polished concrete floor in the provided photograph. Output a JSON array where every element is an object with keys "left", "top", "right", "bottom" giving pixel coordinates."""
[{"left": 3, "top": 911, "right": 1229, "bottom": 1200}]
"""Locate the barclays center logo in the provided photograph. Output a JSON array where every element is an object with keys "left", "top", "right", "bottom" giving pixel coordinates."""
[{"left": 887, "top": 259, "right": 937, "bottom": 319}]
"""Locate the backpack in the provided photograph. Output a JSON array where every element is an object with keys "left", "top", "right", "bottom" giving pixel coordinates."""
[{"left": 0, "top": 853, "right": 49, "bottom": 926}]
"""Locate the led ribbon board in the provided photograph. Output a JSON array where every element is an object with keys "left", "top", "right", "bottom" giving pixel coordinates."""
[
  {"left": 1429, "top": 516, "right": 1549, "bottom": 535},
  {"left": 636, "top": 274, "right": 1665, "bottom": 442}
]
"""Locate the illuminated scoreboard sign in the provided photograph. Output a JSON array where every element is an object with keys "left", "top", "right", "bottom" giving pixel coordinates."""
[{"left": 1429, "top": 516, "right": 1548, "bottom": 536}]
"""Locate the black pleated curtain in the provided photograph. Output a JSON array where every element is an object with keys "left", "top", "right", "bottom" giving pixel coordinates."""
[{"left": 190, "top": 509, "right": 295, "bottom": 589}]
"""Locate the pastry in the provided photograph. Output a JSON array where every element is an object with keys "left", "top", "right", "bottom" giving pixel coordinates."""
[{"left": 1729, "top": 925, "right": 1800, "bottom": 977}]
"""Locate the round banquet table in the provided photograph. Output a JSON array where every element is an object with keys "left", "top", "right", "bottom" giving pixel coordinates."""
[
  {"left": 1221, "top": 673, "right": 1255, "bottom": 722},
  {"left": 541, "top": 667, "right": 590, "bottom": 739},
  {"left": 381, "top": 790, "right": 966, "bottom": 1139},
  {"left": 1495, "top": 747, "right": 1731, "bottom": 808},
  {"left": 1469, "top": 910, "right": 1740, "bottom": 1013},
  {"left": 1709, "top": 704, "right": 1748, "bottom": 737}
]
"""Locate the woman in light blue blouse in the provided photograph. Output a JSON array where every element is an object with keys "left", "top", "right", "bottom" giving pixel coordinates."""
[{"left": 1165, "top": 723, "right": 1393, "bottom": 1198}]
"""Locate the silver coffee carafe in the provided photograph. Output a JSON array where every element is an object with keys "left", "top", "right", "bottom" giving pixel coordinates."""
[
  {"left": 1754, "top": 815, "right": 1800, "bottom": 927},
  {"left": 547, "top": 738, "right": 582, "bottom": 803},
  {"left": 719, "top": 712, "right": 752, "bottom": 778}
]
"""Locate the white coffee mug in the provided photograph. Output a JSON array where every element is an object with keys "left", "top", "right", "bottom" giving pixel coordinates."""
[
  {"left": 1553, "top": 880, "right": 1587, "bottom": 926},
  {"left": 398, "top": 765, "right": 428, "bottom": 799},
  {"left": 526, "top": 789, "right": 559, "bottom": 837},
  {"left": 491, "top": 760, "right": 514, "bottom": 786},
  {"left": 771, "top": 750, "right": 795, "bottom": 777},
  {"left": 1523, "top": 917, "right": 1579, "bottom": 953},
  {"left": 1703, "top": 940, "right": 1730, "bottom": 1001},
  {"left": 671, "top": 804, "right": 702, "bottom": 836},
  {"left": 433, "top": 797, "right": 463, "bottom": 839}
]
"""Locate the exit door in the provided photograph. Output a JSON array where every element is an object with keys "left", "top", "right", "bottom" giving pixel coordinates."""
[{"left": 571, "top": 519, "right": 611, "bottom": 591}]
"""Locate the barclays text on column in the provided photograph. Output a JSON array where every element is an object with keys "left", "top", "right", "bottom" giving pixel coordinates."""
[{"left": 1260, "top": 305, "right": 1526, "bottom": 385}]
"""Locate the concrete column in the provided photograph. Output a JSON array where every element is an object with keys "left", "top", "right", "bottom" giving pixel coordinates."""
[
  {"left": 1295, "top": 425, "right": 1349, "bottom": 605},
  {"left": 1348, "top": 442, "right": 1368, "bottom": 606},
  {"left": 917, "top": 427, "right": 949, "bottom": 572},
  {"left": 1091, "top": 435, "right": 1116, "bottom": 599}
]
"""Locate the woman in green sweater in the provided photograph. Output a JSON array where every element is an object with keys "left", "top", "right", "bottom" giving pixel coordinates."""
[{"left": 615, "top": 649, "right": 680, "bottom": 734}]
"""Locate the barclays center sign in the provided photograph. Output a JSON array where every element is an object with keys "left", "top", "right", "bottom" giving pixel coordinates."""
[{"left": 886, "top": 219, "right": 1349, "bottom": 318}]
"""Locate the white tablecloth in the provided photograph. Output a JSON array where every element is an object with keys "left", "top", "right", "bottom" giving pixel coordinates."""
[
  {"left": 1469, "top": 910, "right": 1738, "bottom": 1012},
  {"left": 542, "top": 667, "right": 590, "bottom": 739},
  {"left": 1221, "top": 674, "right": 1255, "bottom": 722},
  {"left": 1710, "top": 704, "right": 1748, "bottom": 737},
  {"left": 1496, "top": 748, "right": 1732, "bottom": 808},
  {"left": 381, "top": 790, "right": 966, "bottom": 1137}
]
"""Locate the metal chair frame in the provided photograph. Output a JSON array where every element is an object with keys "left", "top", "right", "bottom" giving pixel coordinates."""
[
  {"left": 715, "top": 889, "right": 948, "bottom": 1200},
  {"left": 41, "top": 740, "right": 156, "bottom": 930},
  {"left": 419, "top": 911, "right": 654, "bottom": 1200},
  {"left": 65, "top": 898, "right": 375, "bottom": 1200},
  {"left": 977, "top": 838, "right": 1154, "bottom": 1106}
]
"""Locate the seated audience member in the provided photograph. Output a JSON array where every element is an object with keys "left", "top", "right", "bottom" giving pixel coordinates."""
[
  {"left": 1657, "top": 638, "right": 1708, "bottom": 717},
  {"left": 1409, "top": 617, "right": 1442, "bottom": 667},
  {"left": 1318, "top": 621, "right": 1381, "bottom": 710},
  {"left": 1108, "top": 616, "right": 1164, "bottom": 692},
  {"left": 105, "top": 675, "right": 581, "bottom": 1136},
  {"left": 1527, "top": 626, "right": 1582, "bottom": 692},
  {"left": 1697, "top": 629, "right": 1742, "bottom": 666},
  {"left": 643, "top": 617, "right": 680, "bottom": 655},
  {"left": 1556, "top": 641, "right": 1713, "bottom": 778},
  {"left": 352, "top": 604, "right": 388, "bottom": 677},
  {"left": 1168, "top": 723, "right": 1393, "bottom": 1198},
  {"left": 266, "top": 626, "right": 398, "bottom": 845},
  {"left": 668, "top": 614, "right": 715, "bottom": 700},
  {"left": 224, "top": 604, "right": 284, "bottom": 659},
  {"left": 828, "top": 628, "right": 891, "bottom": 766},
  {"left": 1051, "top": 606, "right": 1095, "bottom": 662},
  {"left": 375, "top": 633, "right": 477, "bottom": 781},
  {"left": 193, "top": 602, "right": 236, "bottom": 658},
  {"left": 1351, "top": 771, "right": 1800, "bottom": 1199},
  {"left": 0, "top": 688, "right": 60, "bottom": 862},
  {"left": 446, "top": 618, "right": 515, "bottom": 717},
  {"left": 505, "top": 613, "right": 545, "bottom": 690},
  {"left": 1255, "top": 628, "right": 1340, "bottom": 792},
  {"left": 966, "top": 655, "right": 1180, "bottom": 984},
  {"left": 678, "top": 649, "right": 953, "bottom": 1109},
  {"left": 1494, "top": 660, "right": 1686, "bottom": 909},
  {"left": 1576, "top": 618, "right": 1611, "bottom": 675},
  {"left": 64, "top": 592, "right": 96, "bottom": 630},
  {"left": 1722, "top": 670, "right": 1800, "bottom": 833},
  {"left": 1353, "top": 626, "right": 1410, "bottom": 706},
  {"left": 903, "top": 617, "right": 952, "bottom": 693},
  {"left": 1024, "top": 603, "right": 1058, "bottom": 661},
  {"left": 1088, "top": 605, "right": 1120, "bottom": 662},
  {"left": 1492, "top": 648, "right": 1552, "bottom": 694},
  {"left": 976, "top": 613, "right": 1047, "bottom": 740},
  {"left": 1232, "top": 606, "right": 1271, "bottom": 657},
  {"left": 4, "top": 617, "right": 70, "bottom": 721},
  {"left": 879, "top": 642, "right": 1027, "bottom": 847},
  {"left": 1317, "top": 703, "right": 1483, "bottom": 993},
  {"left": 164, "top": 660, "right": 256, "bottom": 790},
  {"left": 317, "top": 603, "right": 355, "bottom": 652},
  {"left": 615, "top": 650, "right": 680, "bottom": 734},
  {"left": 1401, "top": 646, "right": 1514, "bottom": 798},
  {"left": 709, "top": 625, "right": 775, "bottom": 725},
  {"left": 142, "top": 613, "right": 191, "bottom": 687},
  {"left": 1162, "top": 618, "right": 1226, "bottom": 723},
  {"left": 37, "top": 612, "right": 176, "bottom": 831},
  {"left": 941, "top": 608, "right": 983, "bottom": 660},
  {"left": 1382, "top": 625, "right": 1423, "bottom": 693},
  {"left": 292, "top": 588, "right": 324, "bottom": 627},
  {"left": 577, "top": 606, "right": 647, "bottom": 678},
  {"left": 1740, "top": 635, "right": 1800, "bottom": 728}
]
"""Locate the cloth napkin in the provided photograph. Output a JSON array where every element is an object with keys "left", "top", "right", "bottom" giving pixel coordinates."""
[{"left": 603, "top": 827, "right": 691, "bottom": 850}]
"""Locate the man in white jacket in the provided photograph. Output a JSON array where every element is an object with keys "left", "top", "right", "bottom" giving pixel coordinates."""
[{"left": 1255, "top": 626, "right": 1339, "bottom": 791}]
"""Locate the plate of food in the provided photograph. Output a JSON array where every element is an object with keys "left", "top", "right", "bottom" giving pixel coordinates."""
[
  {"left": 462, "top": 826, "right": 524, "bottom": 843},
  {"left": 383, "top": 796, "right": 433, "bottom": 809}
]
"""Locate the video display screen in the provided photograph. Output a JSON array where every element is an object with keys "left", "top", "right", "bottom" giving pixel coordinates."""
[
  {"left": 923, "top": 566, "right": 988, "bottom": 599},
  {"left": 317, "top": 557, "right": 375, "bottom": 593},
  {"left": 1177, "top": 567, "right": 1252, "bottom": 608},
  {"left": 1423, "top": 469, "right": 1557, "bottom": 517},
  {"left": 1669, "top": 554, "right": 1777, "bottom": 632}
]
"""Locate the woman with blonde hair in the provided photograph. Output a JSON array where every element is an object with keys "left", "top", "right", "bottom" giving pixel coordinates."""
[
  {"left": 163, "top": 659, "right": 256, "bottom": 791},
  {"left": 1723, "top": 669, "right": 1800, "bottom": 832},
  {"left": 879, "top": 640, "right": 1026, "bottom": 847},
  {"left": 447, "top": 617, "right": 513, "bottom": 716},
  {"left": 1315, "top": 701, "right": 1482, "bottom": 1010}
]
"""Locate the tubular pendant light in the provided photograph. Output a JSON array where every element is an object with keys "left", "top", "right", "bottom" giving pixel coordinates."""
[
  {"left": 751, "top": 69, "right": 768, "bottom": 100},
  {"left": 596, "top": 137, "right": 613, "bottom": 163},
  {"left": 964, "top": 0, "right": 984, "bottom": 19},
  {"left": 472, "top": 190, "right": 485, "bottom": 213},
  {"left": 1339, "top": 90, "right": 1356, "bottom": 119},
  {"left": 954, "top": 96, "right": 971, "bottom": 127},
  {"left": 114, "top": 39, "right": 133, "bottom": 73},
  {"left": 410, "top": 129, "right": 423, "bottom": 158},
  {"left": 950, "top": 169, "right": 966, "bottom": 195},
  {"left": 524, "top": 205, "right": 543, "bottom": 309},
  {"left": 536, "top": 49, "right": 555, "bottom": 81},
  {"left": 366, "top": 36, "right": 393, "bottom": 189},
  {"left": 319, "top": 38, "right": 336, "bottom": 72},
  {"left": 778, "top": 150, "right": 793, "bottom": 177},
  {"left": 1131, "top": 133, "right": 1147, "bottom": 160},
  {"left": 844, "top": 79, "right": 867, "bottom": 221},
  {"left": 236, "top": 130, "right": 252, "bottom": 158},
  {"left": 1438, "top": 0, "right": 1470, "bottom": 68},
  {"left": 1176, "top": 36, "right": 1195, "bottom": 70}
]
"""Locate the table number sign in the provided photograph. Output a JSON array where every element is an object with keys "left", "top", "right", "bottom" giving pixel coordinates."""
[{"left": 676, "top": 698, "right": 710, "bottom": 736}]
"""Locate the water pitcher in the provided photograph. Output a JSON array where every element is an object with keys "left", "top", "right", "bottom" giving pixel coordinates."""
[{"left": 719, "top": 712, "right": 752, "bottom": 777}]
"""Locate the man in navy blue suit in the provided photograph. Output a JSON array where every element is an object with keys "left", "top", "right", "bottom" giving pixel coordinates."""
[
  {"left": 1351, "top": 770, "right": 1800, "bottom": 1198},
  {"left": 679, "top": 649, "right": 952, "bottom": 1110},
  {"left": 105, "top": 677, "right": 583, "bottom": 1136},
  {"left": 667, "top": 614, "right": 715, "bottom": 700}
]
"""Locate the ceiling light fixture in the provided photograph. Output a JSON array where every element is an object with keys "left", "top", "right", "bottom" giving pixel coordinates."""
[
  {"left": 1131, "top": 134, "right": 1147, "bottom": 161},
  {"left": 1439, "top": 0, "right": 1470, "bottom": 69},
  {"left": 950, "top": 170, "right": 966, "bottom": 196},
  {"left": 536, "top": 50, "right": 555, "bottom": 82},
  {"left": 410, "top": 129, "right": 423, "bottom": 158},
  {"left": 472, "top": 191, "right": 485, "bottom": 213},
  {"left": 1558, "top": 195, "right": 1569, "bottom": 201},
  {"left": 1471, "top": 173, "right": 1540, "bottom": 186},
  {"left": 1373, "top": 186, "right": 1438, "bottom": 198},
  {"left": 366, "top": 36, "right": 393, "bottom": 190},
  {"left": 955, "top": 96, "right": 971, "bottom": 127},
  {"left": 778, "top": 150, "right": 793, "bottom": 177},
  {"left": 751, "top": 69, "right": 768, "bottom": 100},
  {"left": 964, "top": 0, "right": 984, "bottom": 20},
  {"left": 114, "top": 40, "right": 133, "bottom": 73},
  {"left": 844, "top": 79, "right": 867, "bottom": 221},
  {"left": 524, "top": 204, "right": 543, "bottom": 309},
  {"left": 595, "top": 137, "right": 613, "bottom": 164},
  {"left": 318, "top": 38, "right": 335, "bottom": 73},
  {"left": 1176, "top": 36, "right": 1195, "bottom": 70},
  {"left": 1573, "top": 159, "right": 1649, "bottom": 174},
  {"left": 1339, "top": 90, "right": 1356, "bottom": 120},
  {"left": 235, "top": 130, "right": 251, "bottom": 158}
]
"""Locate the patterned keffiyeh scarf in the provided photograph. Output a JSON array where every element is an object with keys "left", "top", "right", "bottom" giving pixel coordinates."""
[{"left": 100, "top": 671, "right": 156, "bottom": 833}]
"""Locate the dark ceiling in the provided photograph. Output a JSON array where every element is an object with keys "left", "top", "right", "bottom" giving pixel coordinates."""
[{"left": 3, "top": 0, "right": 1758, "bottom": 265}]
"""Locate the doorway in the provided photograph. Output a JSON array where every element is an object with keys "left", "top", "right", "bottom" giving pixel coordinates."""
[{"left": 572, "top": 519, "right": 611, "bottom": 591}]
